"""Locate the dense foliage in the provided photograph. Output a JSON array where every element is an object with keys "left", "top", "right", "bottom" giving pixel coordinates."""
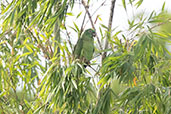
[{"left": 0, "top": 0, "right": 170, "bottom": 113}]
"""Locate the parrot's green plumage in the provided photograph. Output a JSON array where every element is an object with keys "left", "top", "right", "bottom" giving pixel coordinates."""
[{"left": 73, "top": 29, "right": 95, "bottom": 65}]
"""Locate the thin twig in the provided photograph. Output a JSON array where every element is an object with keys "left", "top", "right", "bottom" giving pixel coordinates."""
[
  {"left": 79, "top": 0, "right": 90, "bottom": 36},
  {"left": 5, "top": 0, "right": 9, "bottom": 5},
  {"left": 80, "top": 12, "right": 87, "bottom": 36},
  {"left": 129, "top": 18, "right": 171, "bottom": 41},
  {"left": 0, "top": 29, "right": 13, "bottom": 36},
  {"left": 82, "top": 0, "right": 103, "bottom": 51},
  {"left": 24, "top": 25, "right": 51, "bottom": 59},
  {"left": 88, "top": 65, "right": 100, "bottom": 76},
  {"left": 46, "top": 39, "right": 53, "bottom": 57},
  {"left": 150, "top": 18, "right": 171, "bottom": 29},
  {"left": 93, "top": 0, "right": 107, "bottom": 17},
  {"left": 84, "top": 0, "right": 107, "bottom": 26},
  {"left": 64, "top": 24, "right": 73, "bottom": 50}
]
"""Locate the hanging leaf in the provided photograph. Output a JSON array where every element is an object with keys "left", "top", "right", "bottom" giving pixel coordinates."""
[{"left": 122, "top": 0, "right": 127, "bottom": 11}]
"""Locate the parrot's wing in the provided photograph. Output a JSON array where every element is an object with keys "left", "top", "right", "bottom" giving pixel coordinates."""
[
  {"left": 73, "top": 38, "right": 83, "bottom": 59},
  {"left": 82, "top": 34, "right": 94, "bottom": 61}
]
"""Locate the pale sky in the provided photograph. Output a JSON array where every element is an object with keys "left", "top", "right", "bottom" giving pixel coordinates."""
[
  {"left": 65, "top": 0, "right": 171, "bottom": 44},
  {"left": 0, "top": 0, "right": 170, "bottom": 88},
  {"left": 64, "top": 0, "right": 171, "bottom": 78}
]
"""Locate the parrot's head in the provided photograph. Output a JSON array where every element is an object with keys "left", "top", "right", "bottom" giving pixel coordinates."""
[{"left": 85, "top": 29, "right": 96, "bottom": 37}]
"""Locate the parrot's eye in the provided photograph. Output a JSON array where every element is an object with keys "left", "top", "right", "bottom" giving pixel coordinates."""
[
  {"left": 89, "top": 30, "right": 96, "bottom": 37},
  {"left": 90, "top": 30, "right": 95, "bottom": 37}
]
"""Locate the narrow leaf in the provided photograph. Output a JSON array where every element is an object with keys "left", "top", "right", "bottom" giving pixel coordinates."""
[
  {"left": 162, "top": 2, "right": 165, "bottom": 12},
  {"left": 122, "top": 0, "right": 127, "bottom": 11}
]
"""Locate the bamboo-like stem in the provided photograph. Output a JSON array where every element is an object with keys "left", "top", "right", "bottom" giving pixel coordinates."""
[
  {"left": 95, "top": 0, "right": 117, "bottom": 112},
  {"left": 102, "top": 0, "right": 116, "bottom": 60}
]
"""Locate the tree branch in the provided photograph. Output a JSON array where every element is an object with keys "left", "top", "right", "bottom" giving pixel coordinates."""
[
  {"left": 24, "top": 25, "right": 51, "bottom": 59},
  {"left": 82, "top": 0, "right": 103, "bottom": 51},
  {"left": 102, "top": 0, "right": 116, "bottom": 60},
  {"left": 150, "top": 18, "right": 171, "bottom": 29},
  {"left": 84, "top": 0, "right": 107, "bottom": 26},
  {"left": 79, "top": 12, "right": 87, "bottom": 37}
]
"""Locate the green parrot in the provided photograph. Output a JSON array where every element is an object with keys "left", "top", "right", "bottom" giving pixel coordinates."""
[{"left": 73, "top": 29, "right": 96, "bottom": 66}]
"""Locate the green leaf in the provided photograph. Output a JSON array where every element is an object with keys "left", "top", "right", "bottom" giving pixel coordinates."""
[
  {"left": 71, "top": 79, "right": 77, "bottom": 89},
  {"left": 129, "top": 0, "right": 133, "bottom": 6},
  {"left": 98, "top": 75, "right": 110, "bottom": 89},
  {"left": 65, "top": 66, "right": 73, "bottom": 74},
  {"left": 69, "top": 26, "right": 77, "bottom": 32},
  {"left": 25, "top": 44, "right": 33, "bottom": 52},
  {"left": 148, "top": 19, "right": 163, "bottom": 23},
  {"left": 135, "top": 0, "right": 143, "bottom": 8},
  {"left": 162, "top": 2, "right": 165, "bottom": 12},
  {"left": 76, "top": 11, "right": 82, "bottom": 19},
  {"left": 67, "top": 12, "right": 74, "bottom": 16},
  {"left": 122, "top": 0, "right": 127, "bottom": 11},
  {"left": 20, "top": 52, "right": 32, "bottom": 57},
  {"left": 100, "top": 24, "right": 108, "bottom": 30},
  {"left": 148, "top": 11, "right": 155, "bottom": 21},
  {"left": 73, "top": 22, "right": 79, "bottom": 32},
  {"left": 29, "top": 12, "right": 41, "bottom": 27},
  {"left": 0, "top": 40, "right": 7, "bottom": 45},
  {"left": 0, "top": 91, "right": 7, "bottom": 98},
  {"left": 10, "top": 9, "right": 16, "bottom": 25},
  {"left": 1, "top": 1, "right": 13, "bottom": 14}
]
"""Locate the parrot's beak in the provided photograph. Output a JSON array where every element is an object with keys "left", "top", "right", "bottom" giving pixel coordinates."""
[{"left": 93, "top": 32, "right": 96, "bottom": 37}]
